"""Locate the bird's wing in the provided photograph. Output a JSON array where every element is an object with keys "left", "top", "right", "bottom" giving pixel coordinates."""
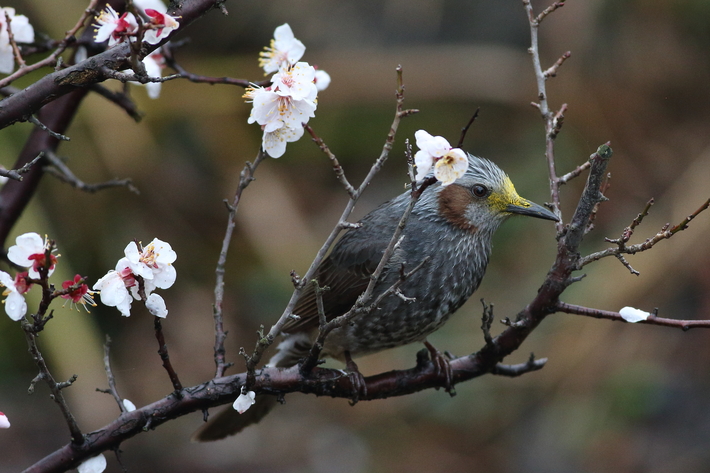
[{"left": 282, "top": 224, "right": 392, "bottom": 334}]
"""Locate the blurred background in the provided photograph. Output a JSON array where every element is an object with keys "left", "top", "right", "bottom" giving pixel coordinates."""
[{"left": 2, "top": 0, "right": 710, "bottom": 471}]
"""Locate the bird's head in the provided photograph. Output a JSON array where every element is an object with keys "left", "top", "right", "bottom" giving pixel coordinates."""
[{"left": 434, "top": 154, "right": 559, "bottom": 233}]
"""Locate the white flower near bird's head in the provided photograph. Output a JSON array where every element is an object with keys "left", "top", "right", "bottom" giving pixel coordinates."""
[
  {"left": 93, "top": 238, "right": 176, "bottom": 318},
  {"left": 413, "top": 130, "right": 468, "bottom": 186}
]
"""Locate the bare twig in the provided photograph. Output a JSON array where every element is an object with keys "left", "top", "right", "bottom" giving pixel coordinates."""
[
  {"left": 212, "top": 149, "right": 267, "bottom": 378},
  {"left": 578, "top": 196, "right": 710, "bottom": 268},
  {"left": 154, "top": 316, "right": 183, "bottom": 394},
  {"left": 4, "top": 10, "right": 27, "bottom": 70},
  {"left": 0, "top": 154, "right": 43, "bottom": 181},
  {"left": 306, "top": 125, "right": 356, "bottom": 197},
  {"left": 491, "top": 354, "right": 547, "bottom": 377},
  {"left": 558, "top": 160, "right": 591, "bottom": 185},
  {"left": 43, "top": 150, "right": 139, "bottom": 194},
  {"left": 456, "top": 107, "right": 480, "bottom": 148},
  {"left": 543, "top": 51, "right": 571, "bottom": 78},
  {"left": 27, "top": 116, "right": 71, "bottom": 141},
  {"left": 89, "top": 84, "right": 144, "bottom": 122},
  {"left": 97, "top": 335, "right": 128, "bottom": 412}
]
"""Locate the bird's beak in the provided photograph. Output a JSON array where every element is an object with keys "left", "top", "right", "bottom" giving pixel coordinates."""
[{"left": 506, "top": 199, "right": 559, "bottom": 222}]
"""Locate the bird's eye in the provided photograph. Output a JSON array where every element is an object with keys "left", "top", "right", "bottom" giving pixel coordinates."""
[{"left": 472, "top": 184, "right": 488, "bottom": 198}]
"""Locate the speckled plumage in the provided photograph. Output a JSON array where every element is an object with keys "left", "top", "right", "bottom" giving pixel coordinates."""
[{"left": 192, "top": 154, "right": 558, "bottom": 441}]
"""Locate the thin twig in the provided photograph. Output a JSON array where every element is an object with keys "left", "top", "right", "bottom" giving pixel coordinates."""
[
  {"left": 0, "top": 153, "right": 43, "bottom": 181},
  {"left": 154, "top": 316, "right": 183, "bottom": 394},
  {"left": 578, "top": 196, "right": 710, "bottom": 268},
  {"left": 4, "top": 10, "right": 27, "bottom": 69},
  {"left": 43, "top": 150, "right": 139, "bottom": 194},
  {"left": 97, "top": 335, "right": 127, "bottom": 412},
  {"left": 212, "top": 149, "right": 267, "bottom": 377},
  {"left": 27, "top": 116, "right": 71, "bottom": 141},
  {"left": 89, "top": 84, "right": 144, "bottom": 122},
  {"left": 306, "top": 125, "right": 356, "bottom": 197},
  {"left": 556, "top": 301, "right": 710, "bottom": 331},
  {"left": 456, "top": 107, "right": 480, "bottom": 148}
]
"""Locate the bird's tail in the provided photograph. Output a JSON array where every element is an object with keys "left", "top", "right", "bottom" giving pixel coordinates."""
[{"left": 191, "top": 333, "right": 312, "bottom": 442}]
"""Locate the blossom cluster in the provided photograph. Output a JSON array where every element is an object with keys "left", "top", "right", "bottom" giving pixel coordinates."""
[
  {"left": 413, "top": 130, "right": 468, "bottom": 186},
  {"left": 244, "top": 24, "right": 330, "bottom": 158},
  {"left": 92, "top": 0, "right": 176, "bottom": 99},
  {"left": 0, "top": 7, "right": 34, "bottom": 75},
  {"left": 93, "top": 238, "right": 176, "bottom": 318},
  {"left": 0, "top": 233, "right": 177, "bottom": 322}
]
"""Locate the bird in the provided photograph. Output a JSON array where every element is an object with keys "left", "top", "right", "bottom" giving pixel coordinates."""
[{"left": 192, "top": 154, "right": 558, "bottom": 441}]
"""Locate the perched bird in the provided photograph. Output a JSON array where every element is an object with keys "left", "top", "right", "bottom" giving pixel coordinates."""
[{"left": 193, "top": 154, "right": 558, "bottom": 441}]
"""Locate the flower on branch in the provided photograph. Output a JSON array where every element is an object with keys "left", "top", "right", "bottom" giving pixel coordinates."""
[
  {"left": 142, "top": 9, "right": 179, "bottom": 45},
  {"left": 77, "top": 454, "right": 107, "bottom": 473},
  {"left": 7, "top": 232, "right": 57, "bottom": 278},
  {"left": 94, "top": 239, "right": 176, "bottom": 317},
  {"left": 0, "top": 411, "right": 9, "bottom": 428},
  {"left": 0, "top": 7, "right": 34, "bottom": 74},
  {"left": 259, "top": 23, "right": 305, "bottom": 75},
  {"left": 233, "top": 390, "right": 256, "bottom": 414},
  {"left": 93, "top": 5, "right": 138, "bottom": 47},
  {"left": 619, "top": 306, "right": 650, "bottom": 323},
  {"left": 60, "top": 274, "right": 96, "bottom": 312},
  {"left": 262, "top": 124, "right": 305, "bottom": 159},
  {"left": 414, "top": 130, "right": 468, "bottom": 186},
  {"left": 0, "top": 270, "right": 28, "bottom": 321}
]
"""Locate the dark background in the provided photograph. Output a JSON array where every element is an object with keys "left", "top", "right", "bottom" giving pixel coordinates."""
[{"left": 2, "top": 0, "right": 710, "bottom": 471}]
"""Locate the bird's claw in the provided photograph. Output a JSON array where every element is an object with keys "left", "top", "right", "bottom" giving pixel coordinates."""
[
  {"left": 343, "top": 351, "right": 367, "bottom": 404},
  {"left": 424, "top": 340, "right": 456, "bottom": 396}
]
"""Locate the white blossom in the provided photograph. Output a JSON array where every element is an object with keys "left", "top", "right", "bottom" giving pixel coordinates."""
[
  {"left": 0, "top": 7, "right": 34, "bottom": 74},
  {"left": 233, "top": 390, "right": 256, "bottom": 414},
  {"left": 77, "top": 454, "right": 107, "bottom": 473},
  {"left": 145, "top": 293, "right": 167, "bottom": 318},
  {"left": 262, "top": 124, "right": 305, "bottom": 158},
  {"left": 93, "top": 258, "right": 136, "bottom": 317},
  {"left": 7, "top": 232, "right": 56, "bottom": 278},
  {"left": 142, "top": 9, "right": 179, "bottom": 45},
  {"left": 259, "top": 23, "right": 305, "bottom": 75},
  {"left": 93, "top": 5, "right": 137, "bottom": 47},
  {"left": 414, "top": 130, "right": 468, "bottom": 186},
  {"left": 0, "top": 270, "right": 28, "bottom": 321},
  {"left": 619, "top": 306, "right": 651, "bottom": 323}
]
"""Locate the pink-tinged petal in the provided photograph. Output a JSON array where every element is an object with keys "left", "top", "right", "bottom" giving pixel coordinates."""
[
  {"left": 146, "top": 293, "right": 168, "bottom": 318},
  {"left": 77, "top": 454, "right": 107, "bottom": 473},
  {"left": 0, "top": 412, "right": 9, "bottom": 428},
  {"left": 134, "top": 0, "right": 167, "bottom": 14},
  {"left": 232, "top": 391, "right": 256, "bottom": 414}
]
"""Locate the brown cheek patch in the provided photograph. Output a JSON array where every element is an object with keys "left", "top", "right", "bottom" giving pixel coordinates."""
[{"left": 438, "top": 184, "right": 478, "bottom": 233}]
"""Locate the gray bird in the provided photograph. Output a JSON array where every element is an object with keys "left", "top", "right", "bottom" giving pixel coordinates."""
[{"left": 193, "top": 154, "right": 557, "bottom": 441}]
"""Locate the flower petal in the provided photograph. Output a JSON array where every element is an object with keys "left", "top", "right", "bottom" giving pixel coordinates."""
[
  {"left": 145, "top": 293, "right": 168, "bottom": 318},
  {"left": 77, "top": 454, "right": 107, "bottom": 473},
  {"left": 619, "top": 306, "right": 650, "bottom": 323},
  {"left": 232, "top": 391, "right": 256, "bottom": 414}
]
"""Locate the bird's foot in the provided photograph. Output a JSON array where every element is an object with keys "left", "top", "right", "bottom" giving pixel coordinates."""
[
  {"left": 424, "top": 340, "right": 456, "bottom": 397},
  {"left": 343, "top": 351, "right": 367, "bottom": 405}
]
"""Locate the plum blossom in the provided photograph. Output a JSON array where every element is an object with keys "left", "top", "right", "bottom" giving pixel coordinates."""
[
  {"left": 314, "top": 69, "right": 331, "bottom": 91},
  {"left": 93, "top": 5, "right": 137, "bottom": 47},
  {"left": 0, "top": 7, "right": 34, "bottom": 74},
  {"left": 271, "top": 62, "right": 318, "bottom": 101},
  {"left": 60, "top": 274, "right": 96, "bottom": 311},
  {"left": 142, "top": 9, "right": 179, "bottom": 45},
  {"left": 77, "top": 454, "right": 107, "bottom": 473},
  {"left": 619, "top": 306, "right": 650, "bottom": 323},
  {"left": 7, "top": 232, "right": 56, "bottom": 278},
  {"left": 233, "top": 390, "right": 256, "bottom": 414},
  {"left": 94, "top": 239, "right": 176, "bottom": 318},
  {"left": 0, "top": 412, "right": 9, "bottom": 428},
  {"left": 93, "top": 258, "right": 136, "bottom": 317},
  {"left": 0, "top": 270, "right": 28, "bottom": 321},
  {"left": 259, "top": 23, "right": 305, "bottom": 75},
  {"left": 413, "top": 130, "right": 468, "bottom": 186}
]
